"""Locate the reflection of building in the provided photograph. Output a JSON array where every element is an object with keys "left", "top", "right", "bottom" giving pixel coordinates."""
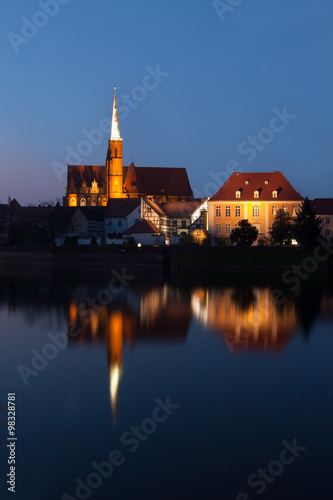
[
  {"left": 208, "top": 171, "right": 303, "bottom": 240},
  {"left": 192, "top": 287, "right": 299, "bottom": 352}
]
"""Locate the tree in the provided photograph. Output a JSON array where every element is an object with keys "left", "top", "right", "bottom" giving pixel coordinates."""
[
  {"left": 230, "top": 219, "right": 258, "bottom": 246},
  {"left": 270, "top": 209, "right": 293, "bottom": 245},
  {"left": 292, "top": 197, "right": 322, "bottom": 246}
]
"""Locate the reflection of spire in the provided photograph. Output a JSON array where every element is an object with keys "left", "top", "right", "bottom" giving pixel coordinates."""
[{"left": 107, "top": 311, "right": 124, "bottom": 426}]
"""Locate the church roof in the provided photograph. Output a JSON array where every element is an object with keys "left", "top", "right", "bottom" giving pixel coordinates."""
[
  {"left": 210, "top": 171, "right": 303, "bottom": 202},
  {"left": 67, "top": 165, "right": 106, "bottom": 188},
  {"left": 123, "top": 220, "right": 159, "bottom": 235},
  {"left": 134, "top": 166, "right": 193, "bottom": 198}
]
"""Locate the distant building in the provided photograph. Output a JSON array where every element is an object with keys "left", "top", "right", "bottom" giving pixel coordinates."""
[
  {"left": 122, "top": 220, "right": 164, "bottom": 246},
  {"left": 71, "top": 207, "right": 105, "bottom": 243},
  {"left": 104, "top": 199, "right": 141, "bottom": 241},
  {"left": 313, "top": 198, "right": 333, "bottom": 243},
  {"left": 63, "top": 87, "right": 193, "bottom": 207},
  {"left": 141, "top": 198, "right": 208, "bottom": 244},
  {"left": 208, "top": 171, "right": 303, "bottom": 240}
]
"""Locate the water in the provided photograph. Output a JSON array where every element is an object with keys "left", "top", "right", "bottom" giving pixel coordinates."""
[{"left": 0, "top": 267, "right": 333, "bottom": 500}]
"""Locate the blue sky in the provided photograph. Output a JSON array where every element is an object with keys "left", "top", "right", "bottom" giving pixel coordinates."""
[{"left": 1, "top": 0, "right": 332, "bottom": 204}]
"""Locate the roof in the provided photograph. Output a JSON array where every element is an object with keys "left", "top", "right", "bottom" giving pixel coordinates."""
[
  {"left": 143, "top": 198, "right": 205, "bottom": 218},
  {"left": 313, "top": 198, "right": 333, "bottom": 215},
  {"left": 123, "top": 220, "right": 159, "bottom": 235},
  {"left": 67, "top": 165, "right": 106, "bottom": 188},
  {"left": 210, "top": 171, "right": 303, "bottom": 202},
  {"left": 76, "top": 207, "right": 105, "bottom": 221},
  {"left": 135, "top": 166, "right": 193, "bottom": 197},
  {"left": 105, "top": 198, "right": 140, "bottom": 218}
]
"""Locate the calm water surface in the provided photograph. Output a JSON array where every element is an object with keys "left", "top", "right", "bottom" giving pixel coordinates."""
[{"left": 0, "top": 268, "right": 333, "bottom": 500}]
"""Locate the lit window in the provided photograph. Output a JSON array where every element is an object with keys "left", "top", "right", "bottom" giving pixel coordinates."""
[
  {"left": 272, "top": 205, "right": 278, "bottom": 217},
  {"left": 292, "top": 205, "right": 298, "bottom": 217},
  {"left": 225, "top": 206, "right": 231, "bottom": 217},
  {"left": 326, "top": 217, "right": 331, "bottom": 225},
  {"left": 215, "top": 223, "right": 222, "bottom": 234},
  {"left": 254, "top": 190, "right": 259, "bottom": 198},
  {"left": 215, "top": 205, "right": 221, "bottom": 218},
  {"left": 225, "top": 224, "right": 231, "bottom": 234},
  {"left": 80, "top": 198, "right": 86, "bottom": 207},
  {"left": 235, "top": 205, "right": 241, "bottom": 217},
  {"left": 272, "top": 190, "right": 278, "bottom": 198},
  {"left": 282, "top": 205, "right": 288, "bottom": 213},
  {"left": 236, "top": 191, "right": 241, "bottom": 198},
  {"left": 253, "top": 205, "right": 260, "bottom": 217}
]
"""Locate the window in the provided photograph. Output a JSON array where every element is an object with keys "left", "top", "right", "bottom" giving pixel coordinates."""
[
  {"left": 225, "top": 205, "right": 231, "bottom": 217},
  {"left": 118, "top": 221, "right": 122, "bottom": 227},
  {"left": 236, "top": 191, "right": 241, "bottom": 198},
  {"left": 272, "top": 190, "right": 278, "bottom": 198},
  {"left": 235, "top": 205, "right": 241, "bottom": 217},
  {"left": 292, "top": 205, "right": 298, "bottom": 217},
  {"left": 181, "top": 220, "right": 187, "bottom": 228},
  {"left": 225, "top": 224, "right": 231, "bottom": 234},
  {"left": 215, "top": 223, "right": 222, "bottom": 234},
  {"left": 80, "top": 198, "right": 86, "bottom": 206},
  {"left": 115, "top": 148, "right": 118, "bottom": 158},
  {"left": 254, "top": 190, "right": 259, "bottom": 198},
  {"left": 272, "top": 205, "right": 278, "bottom": 217},
  {"left": 326, "top": 217, "right": 331, "bottom": 225},
  {"left": 253, "top": 205, "right": 260, "bottom": 217},
  {"left": 326, "top": 229, "right": 330, "bottom": 237},
  {"left": 282, "top": 205, "right": 288, "bottom": 213},
  {"left": 215, "top": 205, "right": 221, "bottom": 218}
]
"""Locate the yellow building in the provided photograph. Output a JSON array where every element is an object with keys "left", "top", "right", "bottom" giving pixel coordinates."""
[{"left": 208, "top": 171, "right": 303, "bottom": 240}]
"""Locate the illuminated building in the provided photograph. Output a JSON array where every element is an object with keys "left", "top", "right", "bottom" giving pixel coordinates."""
[
  {"left": 64, "top": 87, "right": 193, "bottom": 207},
  {"left": 208, "top": 171, "right": 303, "bottom": 240}
]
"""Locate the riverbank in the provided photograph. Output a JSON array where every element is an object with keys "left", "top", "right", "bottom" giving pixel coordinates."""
[{"left": 1, "top": 244, "right": 332, "bottom": 272}]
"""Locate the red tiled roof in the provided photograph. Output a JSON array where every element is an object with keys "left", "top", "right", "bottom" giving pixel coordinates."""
[
  {"left": 68, "top": 165, "right": 106, "bottom": 188},
  {"left": 159, "top": 201, "right": 203, "bottom": 217},
  {"left": 210, "top": 171, "right": 303, "bottom": 202},
  {"left": 313, "top": 198, "right": 333, "bottom": 215},
  {"left": 134, "top": 166, "right": 193, "bottom": 197},
  {"left": 105, "top": 198, "right": 140, "bottom": 217},
  {"left": 123, "top": 220, "right": 159, "bottom": 235}
]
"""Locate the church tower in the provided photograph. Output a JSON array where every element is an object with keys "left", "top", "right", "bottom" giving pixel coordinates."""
[{"left": 106, "top": 86, "right": 124, "bottom": 198}]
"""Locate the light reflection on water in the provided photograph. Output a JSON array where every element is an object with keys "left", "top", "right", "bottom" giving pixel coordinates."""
[{"left": 0, "top": 269, "right": 333, "bottom": 499}]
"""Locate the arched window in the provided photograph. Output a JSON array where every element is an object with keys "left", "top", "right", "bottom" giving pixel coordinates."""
[
  {"left": 272, "top": 205, "right": 278, "bottom": 217},
  {"left": 80, "top": 198, "right": 86, "bottom": 207},
  {"left": 215, "top": 205, "right": 221, "bottom": 218},
  {"left": 102, "top": 198, "right": 107, "bottom": 206},
  {"left": 215, "top": 223, "right": 222, "bottom": 234},
  {"left": 225, "top": 205, "right": 231, "bottom": 217},
  {"left": 292, "top": 205, "right": 298, "bottom": 217},
  {"left": 282, "top": 205, "right": 288, "bottom": 213},
  {"left": 91, "top": 198, "right": 97, "bottom": 206},
  {"left": 254, "top": 190, "right": 259, "bottom": 198},
  {"left": 235, "top": 205, "right": 241, "bottom": 217},
  {"left": 69, "top": 197, "right": 77, "bottom": 207},
  {"left": 253, "top": 205, "right": 260, "bottom": 217}
]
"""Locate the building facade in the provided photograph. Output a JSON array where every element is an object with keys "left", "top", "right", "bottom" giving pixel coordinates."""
[
  {"left": 313, "top": 198, "right": 333, "bottom": 243},
  {"left": 208, "top": 171, "right": 303, "bottom": 240}
]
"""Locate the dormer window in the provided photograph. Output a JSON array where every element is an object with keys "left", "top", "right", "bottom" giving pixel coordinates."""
[
  {"left": 245, "top": 180, "right": 249, "bottom": 185},
  {"left": 254, "top": 190, "right": 259, "bottom": 198},
  {"left": 265, "top": 180, "right": 269, "bottom": 185},
  {"left": 236, "top": 190, "right": 241, "bottom": 199},
  {"left": 272, "top": 190, "right": 278, "bottom": 198}
]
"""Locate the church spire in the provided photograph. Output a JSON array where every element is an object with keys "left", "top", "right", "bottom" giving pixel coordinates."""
[{"left": 110, "top": 85, "right": 122, "bottom": 141}]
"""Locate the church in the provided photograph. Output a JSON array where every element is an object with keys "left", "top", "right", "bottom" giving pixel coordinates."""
[{"left": 63, "top": 87, "right": 193, "bottom": 207}]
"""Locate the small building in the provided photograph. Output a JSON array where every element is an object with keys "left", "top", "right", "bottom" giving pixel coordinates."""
[
  {"left": 123, "top": 220, "right": 164, "bottom": 246},
  {"left": 105, "top": 199, "right": 141, "bottom": 243},
  {"left": 208, "top": 171, "right": 303, "bottom": 240},
  {"left": 313, "top": 198, "right": 333, "bottom": 243},
  {"left": 141, "top": 198, "right": 208, "bottom": 244},
  {"left": 71, "top": 207, "right": 105, "bottom": 242}
]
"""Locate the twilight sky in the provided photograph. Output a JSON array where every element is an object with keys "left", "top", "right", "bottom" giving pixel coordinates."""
[{"left": 1, "top": 0, "right": 332, "bottom": 205}]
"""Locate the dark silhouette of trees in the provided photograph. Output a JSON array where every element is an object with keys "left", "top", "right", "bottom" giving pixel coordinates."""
[
  {"left": 293, "top": 197, "right": 322, "bottom": 246},
  {"left": 270, "top": 209, "right": 293, "bottom": 245},
  {"left": 230, "top": 220, "right": 258, "bottom": 246}
]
